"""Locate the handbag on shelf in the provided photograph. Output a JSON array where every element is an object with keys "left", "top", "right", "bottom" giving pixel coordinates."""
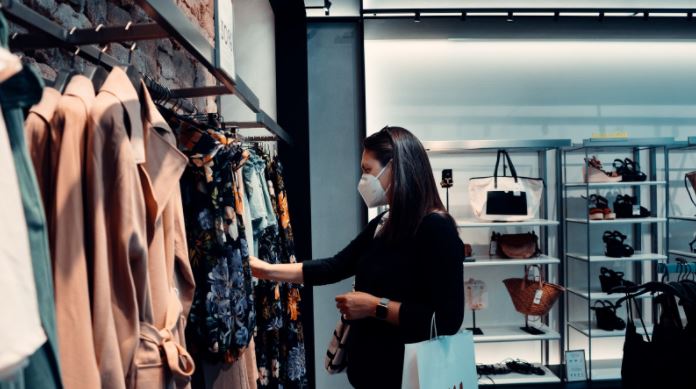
[
  {"left": 468, "top": 149, "right": 544, "bottom": 222},
  {"left": 686, "top": 171, "right": 696, "bottom": 208},
  {"left": 491, "top": 231, "right": 541, "bottom": 259},
  {"left": 503, "top": 265, "right": 564, "bottom": 317}
]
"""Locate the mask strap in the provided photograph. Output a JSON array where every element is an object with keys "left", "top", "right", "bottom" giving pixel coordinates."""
[{"left": 376, "top": 159, "right": 392, "bottom": 179}]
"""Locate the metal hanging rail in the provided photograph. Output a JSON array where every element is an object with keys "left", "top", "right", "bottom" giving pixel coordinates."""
[
  {"left": 0, "top": 0, "right": 292, "bottom": 144},
  {"left": 362, "top": 8, "right": 696, "bottom": 18}
]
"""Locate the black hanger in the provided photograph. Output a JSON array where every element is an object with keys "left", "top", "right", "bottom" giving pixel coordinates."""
[
  {"left": 53, "top": 45, "right": 80, "bottom": 93},
  {"left": 614, "top": 281, "right": 683, "bottom": 309},
  {"left": 82, "top": 25, "right": 109, "bottom": 90}
]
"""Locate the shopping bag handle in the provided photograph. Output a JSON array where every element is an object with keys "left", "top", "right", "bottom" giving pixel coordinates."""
[
  {"left": 430, "top": 312, "right": 438, "bottom": 339},
  {"left": 493, "top": 149, "right": 519, "bottom": 187}
]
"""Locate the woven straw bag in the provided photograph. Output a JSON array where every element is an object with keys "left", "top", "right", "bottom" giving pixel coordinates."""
[{"left": 503, "top": 265, "right": 564, "bottom": 316}]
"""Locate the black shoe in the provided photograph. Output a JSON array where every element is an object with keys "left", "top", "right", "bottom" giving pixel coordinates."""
[
  {"left": 592, "top": 300, "right": 626, "bottom": 331},
  {"left": 505, "top": 360, "right": 545, "bottom": 375},
  {"left": 614, "top": 158, "right": 647, "bottom": 182},
  {"left": 614, "top": 195, "right": 650, "bottom": 219},
  {"left": 599, "top": 267, "right": 636, "bottom": 293},
  {"left": 603, "top": 231, "right": 634, "bottom": 258}
]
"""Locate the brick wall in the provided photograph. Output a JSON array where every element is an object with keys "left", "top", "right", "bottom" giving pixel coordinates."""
[{"left": 14, "top": 0, "right": 216, "bottom": 111}]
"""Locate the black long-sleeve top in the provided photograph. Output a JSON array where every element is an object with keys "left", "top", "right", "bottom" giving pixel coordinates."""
[{"left": 303, "top": 212, "right": 465, "bottom": 389}]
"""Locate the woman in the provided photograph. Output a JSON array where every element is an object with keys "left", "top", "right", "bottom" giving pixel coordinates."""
[{"left": 250, "top": 126, "right": 464, "bottom": 388}]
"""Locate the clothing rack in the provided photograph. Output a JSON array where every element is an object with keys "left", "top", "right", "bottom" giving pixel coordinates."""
[
  {"left": 657, "top": 261, "right": 696, "bottom": 275},
  {"left": 1, "top": 0, "right": 292, "bottom": 144}
]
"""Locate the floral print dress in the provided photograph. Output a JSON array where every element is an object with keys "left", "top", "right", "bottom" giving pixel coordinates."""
[
  {"left": 251, "top": 150, "right": 308, "bottom": 389},
  {"left": 178, "top": 128, "right": 256, "bottom": 365}
]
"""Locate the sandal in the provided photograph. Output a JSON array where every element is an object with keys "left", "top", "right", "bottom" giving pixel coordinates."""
[
  {"left": 603, "top": 230, "right": 634, "bottom": 258},
  {"left": 587, "top": 194, "right": 616, "bottom": 220},
  {"left": 584, "top": 156, "right": 622, "bottom": 183},
  {"left": 614, "top": 158, "right": 648, "bottom": 182},
  {"left": 505, "top": 360, "right": 546, "bottom": 376},
  {"left": 592, "top": 300, "right": 626, "bottom": 331},
  {"left": 599, "top": 267, "right": 635, "bottom": 293}
]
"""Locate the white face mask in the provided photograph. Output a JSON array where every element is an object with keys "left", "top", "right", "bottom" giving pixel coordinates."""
[{"left": 358, "top": 162, "right": 391, "bottom": 208}]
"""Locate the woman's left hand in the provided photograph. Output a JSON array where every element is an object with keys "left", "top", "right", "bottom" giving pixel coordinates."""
[{"left": 335, "top": 291, "right": 380, "bottom": 320}]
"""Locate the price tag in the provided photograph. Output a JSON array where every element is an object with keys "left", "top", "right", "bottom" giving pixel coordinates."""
[
  {"left": 533, "top": 289, "right": 544, "bottom": 305},
  {"left": 513, "top": 191, "right": 522, "bottom": 197},
  {"left": 632, "top": 205, "right": 641, "bottom": 216},
  {"left": 489, "top": 241, "right": 498, "bottom": 256}
]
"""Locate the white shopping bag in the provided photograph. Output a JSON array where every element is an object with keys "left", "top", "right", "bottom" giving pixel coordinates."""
[{"left": 402, "top": 314, "right": 478, "bottom": 389}]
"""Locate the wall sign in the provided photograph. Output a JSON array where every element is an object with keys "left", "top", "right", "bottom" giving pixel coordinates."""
[
  {"left": 565, "top": 350, "right": 588, "bottom": 382},
  {"left": 214, "top": 0, "right": 236, "bottom": 81}
]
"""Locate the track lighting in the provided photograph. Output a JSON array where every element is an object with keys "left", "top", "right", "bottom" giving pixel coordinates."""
[
  {"left": 461, "top": 12, "right": 466, "bottom": 21},
  {"left": 414, "top": 12, "right": 421, "bottom": 23},
  {"left": 506, "top": 12, "right": 514, "bottom": 22},
  {"left": 324, "top": 0, "right": 331, "bottom": 16}
]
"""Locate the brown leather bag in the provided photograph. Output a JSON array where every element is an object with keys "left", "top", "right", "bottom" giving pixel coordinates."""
[
  {"left": 491, "top": 231, "right": 540, "bottom": 259},
  {"left": 686, "top": 171, "right": 696, "bottom": 207}
]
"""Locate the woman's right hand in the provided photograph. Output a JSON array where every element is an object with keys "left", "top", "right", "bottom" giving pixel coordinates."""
[{"left": 250, "top": 256, "right": 270, "bottom": 279}]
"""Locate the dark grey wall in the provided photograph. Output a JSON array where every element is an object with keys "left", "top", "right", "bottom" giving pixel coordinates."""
[{"left": 307, "top": 21, "right": 365, "bottom": 389}]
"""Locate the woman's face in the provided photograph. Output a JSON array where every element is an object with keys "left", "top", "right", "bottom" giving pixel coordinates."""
[{"left": 361, "top": 149, "right": 392, "bottom": 193}]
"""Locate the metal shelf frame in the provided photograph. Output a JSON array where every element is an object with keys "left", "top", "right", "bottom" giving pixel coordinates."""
[
  {"left": 561, "top": 138, "right": 671, "bottom": 381},
  {"left": 427, "top": 138, "right": 570, "bottom": 381},
  {"left": 0, "top": 0, "right": 292, "bottom": 144}
]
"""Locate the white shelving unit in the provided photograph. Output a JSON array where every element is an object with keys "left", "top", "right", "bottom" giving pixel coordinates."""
[
  {"left": 565, "top": 217, "right": 667, "bottom": 225},
  {"left": 667, "top": 250, "right": 696, "bottom": 259},
  {"left": 473, "top": 324, "right": 561, "bottom": 343},
  {"left": 562, "top": 138, "right": 673, "bottom": 382},
  {"left": 464, "top": 255, "right": 561, "bottom": 267},
  {"left": 456, "top": 218, "right": 559, "bottom": 228},
  {"left": 566, "top": 252, "right": 668, "bottom": 263},
  {"left": 668, "top": 215, "right": 696, "bottom": 222},
  {"left": 564, "top": 180, "right": 666, "bottom": 188},
  {"left": 426, "top": 139, "right": 571, "bottom": 386}
]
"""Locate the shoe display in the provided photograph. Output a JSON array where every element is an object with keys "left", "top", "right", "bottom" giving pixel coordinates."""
[
  {"left": 505, "top": 360, "right": 546, "bottom": 376},
  {"left": 585, "top": 194, "right": 616, "bottom": 220},
  {"left": 603, "top": 230, "right": 635, "bottom": 258},
  {"left": 583, "top": 156, "right": 622, "bottom": 183},
  {"left": 476, "top": 364, "right": 511, "bottom": 376},
  {"left": 591, "top": 300, "right": 626, "bottom": 331},
  {"left": 599, "top": 267, "right": 636, "bottom": 293},
  {"left": 614, "top": 195, "right": 650, "bottom": 218},
  {"left": 613, "top": 158, "right": 647, "bottom": 182}
]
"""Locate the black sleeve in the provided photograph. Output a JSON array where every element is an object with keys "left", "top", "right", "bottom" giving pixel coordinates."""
[
  {"left": 398, "top": 213, "right": 465, "bottom": 343},
  {"left": 302, "top": 214, "right": 382, "bottom": 286}
]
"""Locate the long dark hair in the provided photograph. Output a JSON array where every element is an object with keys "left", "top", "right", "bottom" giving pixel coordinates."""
[{"left": 364, "top": 126, "right": 455, "bottom": 243}]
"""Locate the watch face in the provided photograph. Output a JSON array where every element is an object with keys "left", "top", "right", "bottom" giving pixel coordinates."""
[{"left": 376, "top": 304, "right": 388, "bottom": 319}]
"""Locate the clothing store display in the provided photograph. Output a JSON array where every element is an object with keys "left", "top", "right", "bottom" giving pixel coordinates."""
[
  {"left": 469, "top": 149, "right": 543, "bottom": 222},
  {"left": 614, "top": 158, "right": 647, "bottom": 182},
  {"left": 592, "top": 300, "right": 625, "bottom": 331},
  {"left": 599, "top": 267, "right": 635, "bottom": 293},
  {"left": 603, "top": 231, "right": 634, "bottom": 258},
  {"left": 583, "top": 156, "right": 622, "bottom": 183},
  {"left": 0, "top": 57, "right": 46, "bottom": 380},
  {"left": 0, "top": 40, "right": 62, "bottom": 389},
  {"left": 303, "top": 212, "right": 465, "bottom": 388},
  {"left": 503, "top": 265, "right": 564, "bottom": 317},
  {"left": 490, "top": 231, "right": 541, "bottom": 259},
  {"left": 613, "top": 195, "right": 650, "bottom": 219},
  {"left": 586, "top": 194, "right": 615, "bottom": 220}
]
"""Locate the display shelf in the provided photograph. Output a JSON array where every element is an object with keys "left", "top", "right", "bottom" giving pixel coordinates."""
[
  {"left": 566, "top": 252, "right": 667, "bottom": 263},
  {"left": 567, "top": 287, "right": 653, "bottom": 301},
  {"left": 668, "top": 250, "right": 696, "bottom": 259},
  {"left": 669, "top": 215, "right": 696, "bottom": 222},
  {"left": 464, "top": 255, "right": 561, "bottom": 267},
  {"left": 565, "top": 217, "right": 666, "bottom": 225},
  {"left": 473, "top": 324, "right": 560, "bottom": 343},
  {"left": 478, "top": 365, "right": 561, "bottom": 386},
  {"left": 564, "top": 180, "right": 666, "bottom": 188},
  {"left": 423, "top": 139, "right": 571, "bottom": 154},
  {"left": 580, "top": 137, "right": 676, "bottom": 148},
  {"left": 569, "top": 321, "right": 653, "bottom": 338},
  {"left": 457, "top": 218, "right": 559, "bottom": 228},
  {"left": 590, "top": 359, "right": 622, "bottom": 381}
]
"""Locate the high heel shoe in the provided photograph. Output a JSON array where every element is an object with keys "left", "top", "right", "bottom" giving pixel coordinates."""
[
  {"left": 613, "top": 158, "right": 647, "bottom": 182},
  {"left": 614, "top": 195, "right": 650, "bottom": 219},
  {"left": 603, "top": 231, "right": 635, "bottom": 258},
  {"left": 599, "top": 267, "right": 635, "bottom": 293},
  {"left": 586, "top": 194, "right": 616, "bottom": 220},
  {"left": 584, "top": 156, "right": 622, "bottom": 183}
]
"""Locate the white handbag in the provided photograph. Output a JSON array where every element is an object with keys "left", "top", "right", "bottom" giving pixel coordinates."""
[{"left": 468, "top": 150, "right": 543, "bottom": 222}]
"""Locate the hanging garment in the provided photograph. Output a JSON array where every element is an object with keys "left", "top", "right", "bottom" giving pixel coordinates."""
[
  {"left": 85, "top": 67, "right": 151, "bottom": 389},
  {"left": 133, "top": 83, "right": 196, "bottom": 388},
  {"left": 48, "top": 75, "right": 102, "bottom": 389},
  {"left": 0, "top": 57, "right": 46, "bottom": 380},
  {"left": 179, "top": 130, "right": 256, "bottom": 365},
  {"left": 242, "top": 150, "right": 277, "bottom": 252},
  {"left": 253, "top": 152, "right": 307, "bottom": 389},
  {"left": 200, "top": 339, "right": 258, "bottom": 389},
  {"left": 24, "top": 86, "right": 60, "bottom": 213},
  {"left": 267, "top": 158, "right": 307, "bottom": 387},
  {"left": 0, "top": 47, "right": 62, "bottom": 389},
  {"left": 236, "top": 166, "right": 255, "bottom": 258}
]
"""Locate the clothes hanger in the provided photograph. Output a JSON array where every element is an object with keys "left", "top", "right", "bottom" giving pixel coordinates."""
[
  {"left": 53, "top": 32, "right": 80, "bottom": 93},
  {"left": 82, "top": 24, "right": 109, "bottom": 90},
  {"left": 119, "top": 23, "right": 143, "bottom": 98}
]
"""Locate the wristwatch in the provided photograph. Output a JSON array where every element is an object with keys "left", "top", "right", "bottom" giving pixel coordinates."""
[{"left": 376, "top": 297, "right": 390, "bottom": 320}]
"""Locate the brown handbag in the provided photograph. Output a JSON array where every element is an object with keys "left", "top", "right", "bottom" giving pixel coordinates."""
[
  {"left": 491, "top": 231, "right": 540, "bottom": 259},
  {"left": 503, "top": 265, "right": 565, "bottom": 316},
  {"left": 686, "top": 171, "right": 696, "bottom": 207}
]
